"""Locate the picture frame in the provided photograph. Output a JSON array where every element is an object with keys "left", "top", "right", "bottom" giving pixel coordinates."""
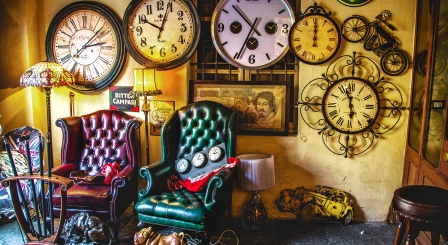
[
  {"left": 149, "top": 100, "right": 175, "bottom": 136},
  {"left": 189, "top": 80, "right": 290, "bottom": 136}
]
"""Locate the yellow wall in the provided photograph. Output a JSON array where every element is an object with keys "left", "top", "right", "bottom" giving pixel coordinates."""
[{"left": 0, "top": 0, "right": 416, "bottom": 222}]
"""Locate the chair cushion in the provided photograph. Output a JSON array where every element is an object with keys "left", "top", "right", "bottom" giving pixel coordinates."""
[
  {"left": 53, "top": 184, "right": 110, "bottom": 208},
  {"left": 135, "top": 190, "right": 208, "bottom": 224},
  {"left": 393, "top": 185, "right": 448, "bottom": 222}
]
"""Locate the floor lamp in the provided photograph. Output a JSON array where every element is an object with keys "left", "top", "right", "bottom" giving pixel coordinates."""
[
  {"left": 128, "top": 68, "right": 162, "bottom": 166},
  {"left": 19, "top": 60, "right": 75, "bottom": 170}
]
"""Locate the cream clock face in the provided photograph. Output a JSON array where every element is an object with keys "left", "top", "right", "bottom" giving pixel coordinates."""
[
  {"left": 322, "top": 77, "right": 379, "bottom": 133},
  {"left": 211, "top": 0, "right": 295, "bottom": 69},
  {"left": 290, "top": 14, "right": 341, "bottom": 64},
  {"left": 192, "top": 152, "right": 207, "bottom": 168},
  {"left": 123, "top": 0, "right": 200, "bottom": 69},
  {"left": 208, "top": 146, "right": 224, "bottom": 162},
  {"left": 46, "top": 2, "right": 125, "bottom": 93}
]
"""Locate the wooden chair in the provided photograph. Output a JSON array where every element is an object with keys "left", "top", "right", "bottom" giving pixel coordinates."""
[
  {"left": 1, "top": 131, "right": 73, "bottom": 244},
  {"left": 392, "top": 185, "right": 448, "bottom": 245}
]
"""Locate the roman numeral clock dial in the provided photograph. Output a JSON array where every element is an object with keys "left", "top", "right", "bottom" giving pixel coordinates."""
[
  {"left": 323, "top": 78, "right": 379, "bottom": 133},
  {"left": 123, "top": 0, "right": 201, "bottom": 70},
  {"left": 297, "top": 52, "right": 406, "bottom": 157},
  {"left": 211, "top": 0, "right": 295, "bottom": 70},
  {"left": 46, "top": 2, "right": 126, "bottom": 93},
  {"left": 289, "top": 2, "right": 341, "bottom": 65}
]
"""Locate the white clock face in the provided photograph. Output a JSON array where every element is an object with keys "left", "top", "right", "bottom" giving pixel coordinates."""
[
  {"left": 323, "top": 78, "right": 379, "bottom": 133},
  {"left": 208, "top": 146, "right": 224, "bottom": 162},
  {"left": 211, "top": 0, "right": 295, "bottom": 69},
  {"left": 176, "top": 158, "right": 190, "bottom": 174},
  {"left": 192, "top": 152, "right": 207, "bottom": 168},
  {"left": 52, "top": 10, "right": 119, "bottom": 83}
]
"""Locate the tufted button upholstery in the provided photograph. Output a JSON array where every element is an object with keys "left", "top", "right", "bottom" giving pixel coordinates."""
[
  {"left": 135, "top": 101, "right": 238, "bottom": 242},
  {"left": 50, "top": 110, "right": 142, "bottom": 240}
]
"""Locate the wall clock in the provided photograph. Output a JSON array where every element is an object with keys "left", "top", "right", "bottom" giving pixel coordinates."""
[
  {"left": 208, "top": 145, "right": 224, "bottom": 162},
  {"left": 122, "top": 0, "right": 200, "bottom": 70},
  {"left": 175, "top": 158, "right": 191, "bottom": 174},
  {"left": 296, "top": 52, "right": 406, "bottom": 157},
  {"left": 289, "top": 2, "right": 341, "bottom": 65},
  {"left": 191, "top": 152, "right": 207, "bottom": 168},
  {"left": 46, "top": 1, "right": 126, "bottom": 93},
  {"left": 211, "top": 0, "right": 295, "bottom": 70}
]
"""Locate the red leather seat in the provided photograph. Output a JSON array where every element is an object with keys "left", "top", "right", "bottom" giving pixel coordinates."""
[{"left": 51, "top": 110, "right": 142, "bottom": 241}]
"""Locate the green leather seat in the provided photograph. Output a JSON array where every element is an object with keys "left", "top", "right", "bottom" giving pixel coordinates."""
[{"left": 135, "top": 101, "right": 238, "bottom": 242}]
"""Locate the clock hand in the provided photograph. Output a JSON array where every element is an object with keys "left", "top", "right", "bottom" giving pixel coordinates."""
[
  {"left": 232, "top": 5, "right": 261, "bottom": 36},
  {"left": 144, "top": 19, "right": 162, "bottom": 30},
  {"left": 85, "top": 42, "right": 106, "bottom": 48},
  {"left": 158, "top": 0, "right": 171, "bottom": 41},
  {"left": 74, "top": 27, "right": 104, "bottom": 57},
  {"left": 345, "top": 88, "right": 355, "bottom": 119},
  {"left": 236, "top": 17, "right": 258, "bottom": 59},
  {"left": 313, "top": 18, "right": 318, "bottom": 47}
]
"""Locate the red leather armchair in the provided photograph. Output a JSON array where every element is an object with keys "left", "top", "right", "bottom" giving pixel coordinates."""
[{"left": 50, "top": 110, "right": 142, "bottom": 240}]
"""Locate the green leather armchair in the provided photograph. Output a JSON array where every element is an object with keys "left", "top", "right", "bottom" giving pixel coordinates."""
[{"left": 135, "top": 101, "right": 238, "bottom": 242}]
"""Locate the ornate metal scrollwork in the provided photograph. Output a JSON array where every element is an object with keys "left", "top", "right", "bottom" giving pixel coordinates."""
[{"left": 297, "top": 52, "right": 406, "bottom": 157}]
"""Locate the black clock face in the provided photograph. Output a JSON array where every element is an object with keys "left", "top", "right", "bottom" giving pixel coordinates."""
[
  {"left": 322, "top": 77, "right": 379, "bottom": 134},
  {"left": 45, "top": 1, "right": 126, "bottom": 93},
  {"left": 192, "top": 152, "right": 207, "bottom": 168}
]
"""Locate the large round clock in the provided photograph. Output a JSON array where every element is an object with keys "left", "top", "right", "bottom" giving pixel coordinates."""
[
  {"left": 211, "top": 0, "right": 295, "bottom": 70},
  {"left": 322, "top": 77, "right": 379, "bottom": 134},
  {"left": 122, "top": 0, "right": 200, "bottom": 70},
  {"left": 297, "top": 52, "right": 406, "bottom": 158},
  {"left": 289, "top": 2, "right": 341, "bottom": 65},
  {"left": 46, "top": 1, "right": 126, "bottom": 93}
]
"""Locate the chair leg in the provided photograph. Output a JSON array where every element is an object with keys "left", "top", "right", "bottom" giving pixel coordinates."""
[
  {"left": 137, "top": 221, "right": 147, "bottom": 231},
  {"left": 430, "top": 232, "right": 440, "bottom": 245},
  {"left": 107, "top": 220, "right": 120, "bottom": 242},
  {"left": 393, "top": 220, "right": 405, "bottom": 245}
]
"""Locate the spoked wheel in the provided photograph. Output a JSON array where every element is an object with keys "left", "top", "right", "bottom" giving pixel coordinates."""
[
  {"left": 343, "top": 210, "right": 353, "bottom": 225},
  {"left": 418, "top": 50, "right": 447, "bottom": 76},
  {"left": 381, "top": 49, "right": 409, "bottom": 76},
  {"left": 341, "top": 16, "right": 369, "bottom": 43},
  {"left": 300, "top": 203, "right": 315, "bottom": 222}
]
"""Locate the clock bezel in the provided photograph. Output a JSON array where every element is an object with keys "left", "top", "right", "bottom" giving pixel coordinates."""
[
  {"left": 122, "top": 0, "right": 201, "bottom": 70},
  {"left": 289, "top": 3, "right": 341, "bottom": 65},
  {"left": 210, "top": 0, "right": 295, "bottom": 70},
  {"left": 322, "top": 77, "right": 380, "bottom": 134},
  {"left": 45, "top": 1, "right": 126, "bottom": 93}
]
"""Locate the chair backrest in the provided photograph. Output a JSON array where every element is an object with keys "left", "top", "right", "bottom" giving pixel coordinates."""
[
  {"left": 160, "top": 101, "right": 238, "bottom": 179},
  {"left": 57, "top": 110, "right": 141, "bottom": 174}
]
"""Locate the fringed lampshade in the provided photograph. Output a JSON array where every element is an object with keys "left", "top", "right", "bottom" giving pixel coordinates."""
[{"left": 19, "top": 60, "right": 75, "bottom": 171}]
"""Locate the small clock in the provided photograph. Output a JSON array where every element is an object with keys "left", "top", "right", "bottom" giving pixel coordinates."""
[
  {"left": 289, "top": 3, "right": 341, "bottom": 65},
  {"left": 122, "top": 0, "right": 201, "bottom": 70},
  {"left": 45, "top": 1, "right": 126, "bottom": 93},
  {"left": 191, "top": 152, "right": 207, "bottom": 168},
  {"left": 322, "top": 77, "right": 379, "bottom": 134},
  {"left": 175, "top": 158, "right": 191, "bottom": 174},
  {"left": 208, "top": 146, "right": 224, "bottom": 162},
  {"left": 211, "top": 0, "right": 295, "bottom": 70}
]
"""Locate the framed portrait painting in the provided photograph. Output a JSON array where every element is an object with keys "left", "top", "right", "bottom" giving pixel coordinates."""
[{"left": 189, "top": 80, "right": 290, "bottom": 136}]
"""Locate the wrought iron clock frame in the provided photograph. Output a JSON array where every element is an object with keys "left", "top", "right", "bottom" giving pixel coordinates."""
[{"left": 297, "top": 52, "right": 406, "bottom": 157}]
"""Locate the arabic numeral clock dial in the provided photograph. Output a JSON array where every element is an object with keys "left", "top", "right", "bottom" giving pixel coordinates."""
[
  {"left": 123, "top": 0, "right": 200, "bottom": 70},
  {"left": 208, "top": 146, "right": 224, "bottom": 162},
  {"left": 289, "top": 3, "right": 341, "bottom": 65},
  {"left": 211, "top": 0, "right": 295, "bottom": 70},
  {"left": 46, "top": 1, "right": 125, "bottom": 93},
  {"left": 323, "top": 77, "right": 379, "bottom": 133},
  {"left": 192, "top": 152, "right": 207, "bottom": 168}
]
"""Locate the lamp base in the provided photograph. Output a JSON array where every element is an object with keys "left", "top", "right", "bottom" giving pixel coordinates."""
[{"left": 242, "top": 191, "right": 268, "bottom": 230}]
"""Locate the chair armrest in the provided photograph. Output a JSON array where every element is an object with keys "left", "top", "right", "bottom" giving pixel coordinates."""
[
  {"left": 203, "top": 169, "right": 233, "bottom": 207},
  {"left": 110, "top": 165, "right": 133, "bottom": 187},
  {"left": 51, "top": 164, "right": 78, "bottom": 177},
  {"left": 138, "top": 160, "right": 175, "bottom": 200}
]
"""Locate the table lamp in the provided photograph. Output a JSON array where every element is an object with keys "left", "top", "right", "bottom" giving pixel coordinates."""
[
  {"left": 128, "top": 68, "right": 162, "bottom": 166},
  {"left": 238, "top": 153, "right": 275, "bottom": 230},
  {"left": 19, "top": 60, "right": 75, "bottom": 169}
]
